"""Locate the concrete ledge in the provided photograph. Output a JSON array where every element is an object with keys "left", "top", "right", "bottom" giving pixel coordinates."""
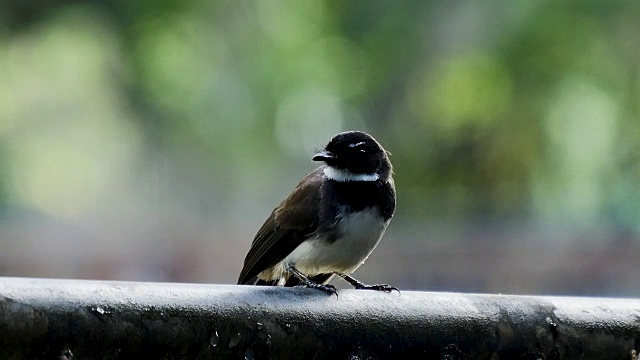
[{"left": 1, "top": 277, "right": 639, "bottom": 359}]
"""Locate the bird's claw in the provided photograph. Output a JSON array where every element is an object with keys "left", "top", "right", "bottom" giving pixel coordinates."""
[
  {"left": 356, "top": 283, "right": 400, "bottom": 294},
  {"left": 306, "top": 282, "right": 338, "bottom": 297}
]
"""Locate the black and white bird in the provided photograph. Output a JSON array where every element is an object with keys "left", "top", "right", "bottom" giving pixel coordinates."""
[{"left": 237, "top": 131, "right": 397, "bottom": 296}]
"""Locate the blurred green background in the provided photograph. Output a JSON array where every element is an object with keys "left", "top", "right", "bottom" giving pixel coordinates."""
[{"left": 1, "top": 1, "right": 639, "bottom": 296}]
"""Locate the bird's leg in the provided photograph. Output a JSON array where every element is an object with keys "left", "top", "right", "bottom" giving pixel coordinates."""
[
  {"left": 338, "top": 273, "right": 400, "bottom": 293},
  {"left": 287, "top": 265, "right": 338, "bottom": 297}
]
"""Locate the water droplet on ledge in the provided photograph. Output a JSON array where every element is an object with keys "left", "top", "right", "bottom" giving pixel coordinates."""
[
  {"left": 229, "top": 332, "right": 242, "bottom": 348},
  {"left": 210, "top": 331, "right": 219, "bottom": 348}
]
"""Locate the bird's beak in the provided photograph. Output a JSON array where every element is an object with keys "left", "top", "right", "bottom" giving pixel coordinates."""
[{"left": 312, "top": 151, "right": 336, "bottom": 162}]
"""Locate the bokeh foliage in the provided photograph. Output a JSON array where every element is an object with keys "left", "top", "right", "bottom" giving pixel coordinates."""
[{"left": 0, "top": 1, "right": 639, "bottom": 291}]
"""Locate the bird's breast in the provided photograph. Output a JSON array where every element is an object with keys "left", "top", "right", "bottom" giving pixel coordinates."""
[{"left": 281, "top": 207, "right": 389, "bottom": 276}]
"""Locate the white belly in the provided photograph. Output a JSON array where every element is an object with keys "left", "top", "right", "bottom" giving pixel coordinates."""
[{"left": 260, "top": 207, "right": 389, "bottom": 281}]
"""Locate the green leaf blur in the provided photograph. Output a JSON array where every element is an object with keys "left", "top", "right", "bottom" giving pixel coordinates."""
[{"left": 0, "top": 0, "right": 638, "bottom": 295}]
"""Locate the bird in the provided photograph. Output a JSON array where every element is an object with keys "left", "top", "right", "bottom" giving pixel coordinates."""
[{"left": 237, "top": 130, "right": 397, "bottom": 296}]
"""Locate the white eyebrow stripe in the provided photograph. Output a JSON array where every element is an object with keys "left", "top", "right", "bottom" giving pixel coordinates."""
[
  {"left": 348, "top": 141, "right": 366, "bottom": 148},
  {"left": 323, "top": 166, "right": 379, "bottom": 182}
]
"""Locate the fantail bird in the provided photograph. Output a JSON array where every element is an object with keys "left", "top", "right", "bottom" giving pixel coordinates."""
[{"left": 237, "top": 131, "right": 397, "bottom": 296}]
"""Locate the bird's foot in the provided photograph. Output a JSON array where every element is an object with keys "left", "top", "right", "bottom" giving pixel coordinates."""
[
  {"left": 296, "top": 281, "right": 337, "bottom": 297},
  {"left": 305, "top": 281, "right": 338, "bottom": 297},
  {"left": 353, "top": 283, "right": 400, "bottom": 294},
  {"left": 288, "top": 264, "right": 338, "bottom": 297},
  {"left": 338, "top": 273, "right": 400, "bottom": 294}
]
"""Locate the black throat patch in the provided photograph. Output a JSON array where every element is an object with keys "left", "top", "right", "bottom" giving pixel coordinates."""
[{"left": 317, "top": 179, "right": 396, "bottom": 243}]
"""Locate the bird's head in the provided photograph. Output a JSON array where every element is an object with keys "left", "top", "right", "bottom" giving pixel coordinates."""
[{"left": 313, "top": 131, "right": 392, "bottom": 182}]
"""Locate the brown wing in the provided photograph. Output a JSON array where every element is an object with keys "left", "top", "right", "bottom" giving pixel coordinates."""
[{"left": 237, "top": 167, "right": 323, "bottom": 284}]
